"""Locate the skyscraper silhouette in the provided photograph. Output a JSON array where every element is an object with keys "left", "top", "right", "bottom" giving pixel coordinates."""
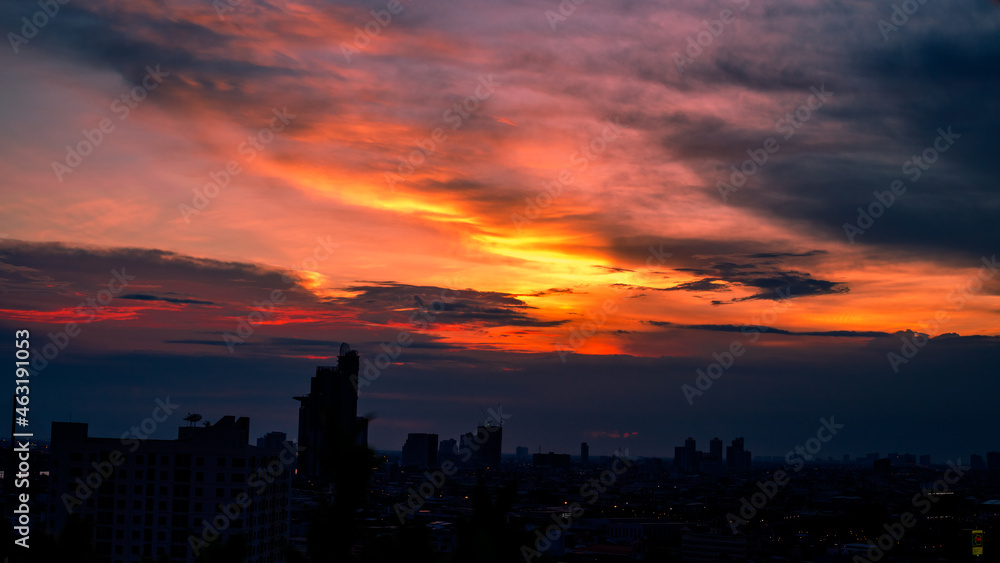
[{"left": 294, "top": 343, "right": 360, "bottom": 481}]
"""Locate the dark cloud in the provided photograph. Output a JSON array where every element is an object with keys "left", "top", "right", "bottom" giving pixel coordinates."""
[
  {"left": 332, "top": 282, "right": 568, "bottom": 328},
  {"left": 592, "top": 265, "right": 635, "bottom": 273},
  {"left": 120, "top": 293, "right": 216, "bottom": 305},
  {"left": 746, "top": 250, "right": 826, "bottom": 259},
  {"left": 593, "top": 238, "right": 847, "bottom": 302},
  {"left": 711, "top": 7, "right": 1000, "bottom": 261},
  {"left": 646, "top": 321, "right": 891, "bottom": 339},
  {"left": 522, "top": 287, "right": 579, "bottom": 297},
  {"left": 658, "top": 278, "right": 729, "bottom": 293},
  {"left": 0, "top": 240, "right": 308, "bottom": 316},
  {"left": 164, "top": 339, "right": 231, "bottom": 347}
]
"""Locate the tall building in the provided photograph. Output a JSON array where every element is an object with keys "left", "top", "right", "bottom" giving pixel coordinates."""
[
  {"left": 988, "top": 451, "right": 1000, "bottom": 474},
  {"left": 478, "top": 425, "right": 502, "bottom": 467},
  {"left": 971, "top": 454, "right": 986, "bottom": 471},
  {"left": 356, "top": 416, "right": 369, "bottom": 449},
  {"left": 456, "top": 425, "right": 503, "bottom": 468},
  {"left": 709, "top": 438, "right": 723, "bottom": 463},
  {"left": 726, "top": 437, "right": 750, "bottom": 473},
  {"left": 674, "top": 437, "right": 700, "bottom": 473},
  {"left": 401, "top": 433, "right": 438, "bottom": 468},
  {"left": 581, "top": 442, "right": 589, "bottom": 465},
  {"left": 439, "top": 439, "right": 459, "bottom": 464},
  {"left": 874, "top": 457, "right": 892, "bottom": 477},
  {"left": 515, "top": 446, "right": 529, "bottom": 461},
  {"left": 294, "top": 343, "right": 361, "bottom": 481},
  {"left": 47, "top": 416, "right": 292, "bottom": 563},
  {"left": 699, "top": 437, "right": 724, "bottom": 474}
]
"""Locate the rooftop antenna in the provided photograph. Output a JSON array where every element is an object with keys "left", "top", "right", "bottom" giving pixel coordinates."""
[{"left": 183, "top": 413, "right": 202, "bottom": 427}]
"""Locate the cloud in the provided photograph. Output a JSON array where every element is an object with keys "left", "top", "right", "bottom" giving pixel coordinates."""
[
  {"left": 332, "top": 282, "right": 568, "bottom": 328},
  {"left": 522, "top": 287, "right": 579, "bottom": 297},
  {"left": 120, "top": 293, "right": 216, "bottom": 305},
  {"left": 646, "top": 320, "right": 891, "bottom": 339}
]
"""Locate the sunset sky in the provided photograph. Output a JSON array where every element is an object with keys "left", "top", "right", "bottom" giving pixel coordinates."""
[{"left": 1, "top": 0, "right": 998, "bottom": 460}]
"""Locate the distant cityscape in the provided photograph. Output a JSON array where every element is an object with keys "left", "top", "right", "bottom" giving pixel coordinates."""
[{"left": 3, "top": 345, "right": 996, "bottom": 562}]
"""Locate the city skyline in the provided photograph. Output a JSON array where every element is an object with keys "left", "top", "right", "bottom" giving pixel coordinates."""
[
  {"left": 19, "top": 346, "right": 1000, "bottom": 463},
  {"left": 1, "top": 0, "right": 998, "bottom": 468}
]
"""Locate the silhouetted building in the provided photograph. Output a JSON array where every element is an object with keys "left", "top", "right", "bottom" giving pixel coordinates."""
[
  {"left": 294, "top": 343, "right": 360, "bottom": 481},
  {"left": 971, "top": 454, "right": 987, "bottom": 471},
  {"left": 479, "top": 425, "right": 502, "bottom": 467},
  {"left": 356, "top": 416, "right": 369, "bottom": 449},
  {"left": 257, "top": 431, "right": 287, "bottom": 449},
  {"left": 700, "top": 437, "right": 724, "bottom": 474},
  {"left": 47, "top": 416, "right": 292, "bottom": 563},
  {"left": 675, "top": 437, "right": 701, "bottom": 473},
  {"left": 709, "top": 438, "right": 722, "bottom": 463},
  {"left": 988, "top": 451, "right": 1000, "bottom": 474},
  {"left": 919, "top": 454, "right": 930, "bottom": 466},
  {"left": 581, "top": 442, "right": 589, "bottom": 465},
  {"left": 726, "top": 437, "right": 751, "bottom": 473},
  {"left": 438, "top": 439, "right": 458, "bottom": 465},
  {"left": 457, "top": 425, "right": 502, "bottom": 468},
  {"left": 516, "top": 446, "right": 529, "bottom": 461},
  {"left": 402, "top": 433, "right": 438, "bottom": 468},
  {"left": 874, "top": 457, "right": 892, "bottom": 477},
  {"left": 533, "top": 452, "right": 571, "bottom": 469},
  {"left": 889, "top": 452, "right": 916, "bottom": 466}
]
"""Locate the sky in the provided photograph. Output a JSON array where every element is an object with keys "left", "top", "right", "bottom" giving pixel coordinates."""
[{"left": 0, "top": 0, "right": 998, "bottom": 462}]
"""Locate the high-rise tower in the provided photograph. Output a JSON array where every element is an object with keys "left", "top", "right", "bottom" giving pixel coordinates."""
[{"left": 294, "top": 343, "right": 361, "bottom": 481}]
